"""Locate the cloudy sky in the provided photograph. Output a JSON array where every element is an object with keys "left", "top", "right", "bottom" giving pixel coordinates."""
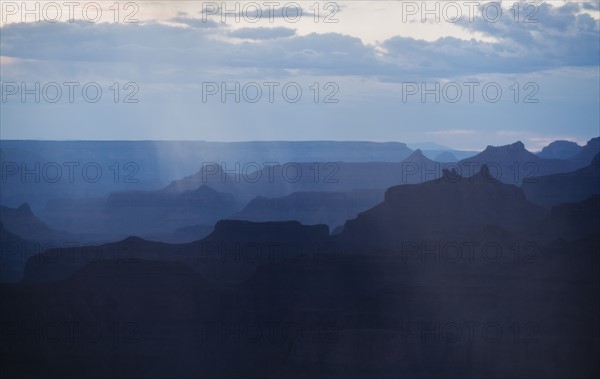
[{"left": 1, "top": 0, "right": 599, "bottom": 150}]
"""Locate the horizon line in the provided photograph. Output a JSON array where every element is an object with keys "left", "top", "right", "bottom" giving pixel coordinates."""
[{"left": 4, "top": 138, "right": 595, "bottom": 153}]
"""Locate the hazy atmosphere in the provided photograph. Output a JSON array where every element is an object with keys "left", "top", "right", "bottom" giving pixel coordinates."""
[{"left": 1, "top": 1, "right": 599, "bottom": 378}]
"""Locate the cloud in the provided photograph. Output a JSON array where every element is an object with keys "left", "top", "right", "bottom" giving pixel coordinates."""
[
  {"left": 228, "top": 27, "right": 296, "bottom": 40},
  {"left": 456, "top": 2, "right": 599, "bottom": 67},
  {"left": 0, "top": 1, "right": 597, "bottom": 82},
  {"left": 382, "top": 2, "right": 599, "bottom": 77},
  {"left": 0, "top": 21, "right": 381, "bottom": 81},
  {"left": 200, "top": 5, "right": 305, "bottom": 20},
  {"left": 582, "top": 2, "right": 600, "bottom": 11},
  {"left": 169, "top": 17, "right": 222, "bottom": 29}
]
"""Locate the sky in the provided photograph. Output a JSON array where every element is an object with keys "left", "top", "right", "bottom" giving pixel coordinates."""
[{"left": 1, "top": 0, "right": 599, "bottom": 150}]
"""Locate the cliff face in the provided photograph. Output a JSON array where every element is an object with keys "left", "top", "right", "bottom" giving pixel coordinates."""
[
  {"left": 541, "top": 195, "right": 600, "bottom": 239},
  {"left": 103, "top": 184, "right": 239, "bottom": 235},
  {"left": 0, "top": 223, "right": 27, "bottom": 282},
  {"left": 338, "top": 166, "right": 546, "bottom": 250},
  {"left": 522, "top": 154, "right": 600, "bottom": 208},
  {"left": 201, "top": 219, "right": 330, "bottom": 246},
  {"left": 0, "top": 203, "right": 69, "bottom": 242},
  {"left": 570, "top": 137, "right": 600, "bottom": 165},
  {"left": 232, "top": 189, "right": 384, "bottom": 230},
  {"left": 458, "top": 141, "right": 577, "bottom": 184},
  {"left": 538, "top": 140, "right": 582, "bottom": 160},
  {"left": 21, "top": 220, "right": 332, "bottom": 285}
]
